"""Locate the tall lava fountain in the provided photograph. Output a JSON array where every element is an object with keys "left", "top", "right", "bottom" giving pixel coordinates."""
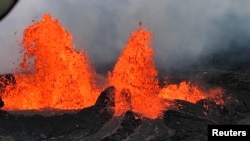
[
  {"left": 108, "top": 25, "right": 165, "bottom": 119},
  {"left": 2, "top": 14, "right": 99, "bottom": 110}
]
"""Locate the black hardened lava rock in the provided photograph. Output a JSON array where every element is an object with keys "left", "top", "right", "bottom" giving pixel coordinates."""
[
  {"left": 101, "top": 110, "right": 142, "bottom": 141},
  {"left": 95, "top": 86, "right": 115, "bottom": 108},
  {"left": 0, "top": 98, "right": 3, "bottom": 108},
  {"left": 0, "top": 86, "right": 116, "bottom": 141}
]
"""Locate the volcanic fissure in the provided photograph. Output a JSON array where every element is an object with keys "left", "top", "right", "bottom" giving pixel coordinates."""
[{"left": 0, "top": 14, "right": 224, "bottom": 119}]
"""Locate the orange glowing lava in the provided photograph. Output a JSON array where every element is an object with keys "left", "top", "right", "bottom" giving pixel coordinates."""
[
  {"left": 159, "top": 82, "right": 223, "bottom": 104},
  {"left": 2, "top": 14, "right": 99, "bottom": 110},
  {"left": 108, "top": 27, "right": 165, "bottom": 119},
  {"left": 1, "top": 14, "right": 224, "bottom": 119},
  {"left": 159, "top": 82, "right": 206, "bottom": 103},
  {"left": 108, "top": 24, "right": 224, "bottom": 119}
]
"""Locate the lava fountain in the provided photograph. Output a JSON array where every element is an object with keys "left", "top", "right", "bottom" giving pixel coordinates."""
[
  {"left": 108, "top": 25, "right": 165, "bottom": 119},
  {"left": 2, "top": 14, "right": 99, "bottom": 110},
  {"left": 1, "top": 14, "right": 224, "bottom": 119}
]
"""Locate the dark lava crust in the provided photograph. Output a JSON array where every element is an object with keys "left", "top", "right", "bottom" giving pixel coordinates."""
[{"left": 1, "top": 60, "right": 250, "bottom": 141}]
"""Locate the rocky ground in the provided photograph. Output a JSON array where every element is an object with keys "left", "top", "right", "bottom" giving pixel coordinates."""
[
  {"left": 0, "top": 80, "right": 250, "bottom": 141},
  {"left": 1, "top": 48, "right": 250, "bottom": 141}
]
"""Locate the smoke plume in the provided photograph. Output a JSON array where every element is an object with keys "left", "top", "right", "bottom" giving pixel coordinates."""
[{"left": 1, "top": 0, "right": 250, "bottom": 75}]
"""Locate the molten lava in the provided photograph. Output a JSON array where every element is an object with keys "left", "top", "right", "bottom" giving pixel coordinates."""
[
  {"left": 159, "top": 82, "right": 223, "bottom": 104},
  {"left": 2, "top": 14, "right": 99, "bottom": 110},
  {"left": 108, "top": 24, "right": 223, "bottom": 119},
  {"left": 1, "top": 14, "right": 224, "bottom": 119},
  {"left": 108, "top": 26, "right": 164, "bottom": 119}
]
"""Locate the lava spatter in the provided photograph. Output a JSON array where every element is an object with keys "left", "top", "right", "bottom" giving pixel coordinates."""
[{"left": 2, "top": 14, "right": 99, "bottom": 110}]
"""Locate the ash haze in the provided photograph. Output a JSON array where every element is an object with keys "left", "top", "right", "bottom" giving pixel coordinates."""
[{"left": 1, "top": 0, "right": 250, "bottom": 74}]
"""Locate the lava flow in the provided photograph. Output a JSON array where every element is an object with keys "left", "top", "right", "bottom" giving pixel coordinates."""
[
  {"left": 1, "top": 14, "right": 224, "bottom": 119},
  {"left": 159, "top": 82, "right": 224, "bottom": 105}
]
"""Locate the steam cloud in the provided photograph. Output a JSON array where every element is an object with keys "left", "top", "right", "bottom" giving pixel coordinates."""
[{"left": 1, "top": 0, "right": 250, "bottom": 74}]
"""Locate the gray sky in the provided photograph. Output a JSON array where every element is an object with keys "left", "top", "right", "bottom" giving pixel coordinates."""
[{"left": 1, "top": 0, "right": 250, "bottom": 74}]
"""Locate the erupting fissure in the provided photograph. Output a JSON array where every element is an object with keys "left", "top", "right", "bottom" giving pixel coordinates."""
[{"left": 1, "top": 14, "right": 223, "bottom": 119}]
